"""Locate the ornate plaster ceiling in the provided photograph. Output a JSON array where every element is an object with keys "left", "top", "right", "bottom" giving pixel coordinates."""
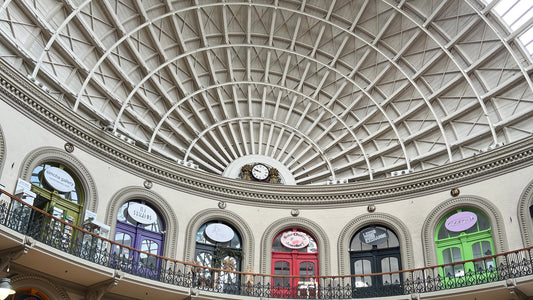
[{"left": 0, "top": 0, "right": 532, "bottom": 185}]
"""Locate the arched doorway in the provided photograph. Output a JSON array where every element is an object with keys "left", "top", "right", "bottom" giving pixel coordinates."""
[
  {"left": 113, "top": 200, "right": 165, "bottom": 279},
  {"left": 349, "top": 225, "right": 402, "bottom": 297},
  {"left": 21, "top": 162, "right": 85, "bottom": 251},
  {"left": 271, "top": 228, "right": 318, "bottom": 298},
  {"left": 30, "top": 162, "right": 84, "bottom": 226},
  {"left": 194, "top": 221, "right": 242, "bottom": 293},
  {"left": 435, "top": 209, "right": 495, "bottom": 286}
]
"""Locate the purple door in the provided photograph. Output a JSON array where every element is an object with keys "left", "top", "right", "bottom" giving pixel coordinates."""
[{"left": 113, "top": 201, "right": 165, "bottom": 279}]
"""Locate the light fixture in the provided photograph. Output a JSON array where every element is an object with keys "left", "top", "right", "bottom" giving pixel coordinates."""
[{"left": 0, "top": 278, "right": 15, "bottom": 300}]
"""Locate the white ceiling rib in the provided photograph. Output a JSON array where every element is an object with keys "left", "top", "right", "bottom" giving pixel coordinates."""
[{"left": 0, "top": 0, "right": 531, "bottom": 185}]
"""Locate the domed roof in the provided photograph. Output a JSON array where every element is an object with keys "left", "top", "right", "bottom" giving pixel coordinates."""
[{"left": 0, "top": 0, "right": 532, "bottom": 185}]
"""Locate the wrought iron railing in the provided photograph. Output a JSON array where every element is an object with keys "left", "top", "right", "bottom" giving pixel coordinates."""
[{"left": 1, "top": 190, "right": 532, "bottom": 299}]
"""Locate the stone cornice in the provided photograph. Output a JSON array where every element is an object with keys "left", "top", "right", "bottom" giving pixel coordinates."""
[{"left": 1, "top": 61, "right": 533, "bottom": 208}]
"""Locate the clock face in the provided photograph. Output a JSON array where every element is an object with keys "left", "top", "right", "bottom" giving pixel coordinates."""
[{"left": 251, "top": 164, "right": 269, "bottom": 180}]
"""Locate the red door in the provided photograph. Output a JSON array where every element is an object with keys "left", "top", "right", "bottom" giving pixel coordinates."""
[{"left": 271, "top": 229, "right": 318, "bottom": 298}]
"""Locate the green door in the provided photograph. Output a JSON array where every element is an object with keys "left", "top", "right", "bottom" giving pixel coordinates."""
[
  {"left": 30, "top": 162, "right": 84, "bottom": 225},
  {"left": 29, "top": 163, "right": 84, "bottom": 249},
  {"left": 435, "top": 209, "right": 495, "bottom": 287}
]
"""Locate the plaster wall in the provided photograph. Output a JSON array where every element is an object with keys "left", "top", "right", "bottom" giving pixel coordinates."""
[{"left": 0, "top": 99, "right": 531, "bottom": 277}]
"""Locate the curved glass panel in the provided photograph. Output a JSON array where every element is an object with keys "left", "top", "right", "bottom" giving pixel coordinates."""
[
  {"left": 116, "top": 201, "right": 165, "bottom": 233},
  {"left": 272, "top": 230, "right": 318, "bottom": 253},
  {"left": 195, "top": 221, "right": 241, "bottom": 249},
  {"left": 30, "top": 163, "right": 81, "bottom": 203},
  {"left": 350, "top": 226, "right": 399, "bottom": 251},
  {"left": 436, "top": 210, "right": 491, "bottom": 240}
]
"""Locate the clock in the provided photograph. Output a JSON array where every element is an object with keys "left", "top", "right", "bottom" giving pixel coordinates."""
[{"left": 251, "top": 163, "right": 269, "bottom": 181}]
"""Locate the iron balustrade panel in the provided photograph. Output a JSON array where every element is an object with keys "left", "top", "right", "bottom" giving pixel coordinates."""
[{"left": 2, "top": 191, "right": 533, "bottom": 299}]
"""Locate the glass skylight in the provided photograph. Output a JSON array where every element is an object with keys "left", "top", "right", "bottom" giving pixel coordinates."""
[{"left": 484, "top": 0, "right": 533, "bottom": 56}]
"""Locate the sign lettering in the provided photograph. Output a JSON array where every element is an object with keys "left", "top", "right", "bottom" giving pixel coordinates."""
[
  {"left": 359, "top": 227, "right": 389, "bottom": 245},
  {"left": 127, "top": 202, "right": 157, "bottom": 225}
]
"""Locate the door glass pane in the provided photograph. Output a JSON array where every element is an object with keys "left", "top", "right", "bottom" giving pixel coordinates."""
[
  {"left": 354, "top": 259, "right": 372, "bottom": 287},
  {"left": 472, "top": 241, "right": 494, "bottom": 270},
  {"left": 482, "top": 241, "right": 494, "bottom": 270},
  {"left": 472, "top": 242, "right": 482, "bottom": 258},
  {"left": 196, "top": 252, "right": 213, "bottom": 268},
  {"left": 114, "top": 232, "right": 132, "bottom": 258},
  {"left": 220, "top": 256, "right": 238, "bottom": 285},
  {"left": 196, "top": 252, "right": 214, "bottom": 283},
  {"left": 140, "top": 239, "right": 159, "bottom": 268},
  {"left": 274, "top": 261, "right": 290, "bottom": 287},
  {"left": 442, "top": 247, "right": 463, "bottom": 277},
  {"left": 299, "top": 262, "right": 315, "bottom": 276},
  {"left": 381, "top": 257, "right": 400, "bottom": 285},
  {"left": 298, "top": 262, "right": 317, "bottom": 297}
]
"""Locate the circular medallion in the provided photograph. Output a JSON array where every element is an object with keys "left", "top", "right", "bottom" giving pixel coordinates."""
[
  {"left": 281, "top": 231, "right": 309, "bottom": 249},
  {"left": 64, "top": 142, "right": 74, "bottom": 153},
  {"left": 205, "top": 223, "right": 235, "bottom": 242},
  {"left": 450, "top": 188, "right": 460, "bottom": 197},
  {"left": 143, "top": 180, "right": 153, "bottom": 189}
]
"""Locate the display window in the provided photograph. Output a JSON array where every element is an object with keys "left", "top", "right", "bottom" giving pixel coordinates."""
[
  {"left": 113, "top": 200, "right": 165, "bottom": 279},
  {"left": 349, "top": 225, "right": 402, "bottom": 297},
  {"left": 271, "top": 228, "right": 318, "bottom": 298},
  {"left": 435, "top": 209, "right": 495, "bottom": 286},
  {"left": 194, "top": 221, "right": 242, "bottom": 293},
  {"left": 30, "top": 162, "right": 83, "bottom": 226},
  {"left": 24, "top": 162, "right": 84, "bottom": 250}
]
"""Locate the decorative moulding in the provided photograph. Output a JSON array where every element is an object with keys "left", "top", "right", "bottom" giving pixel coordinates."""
[{"left": 1, "top": 61, "right": 533, "bottom": 208}]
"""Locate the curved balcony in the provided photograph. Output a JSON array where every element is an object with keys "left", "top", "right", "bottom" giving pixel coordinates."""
[{"left": 1, "top": 190, "right": 532, "bottom": 299}]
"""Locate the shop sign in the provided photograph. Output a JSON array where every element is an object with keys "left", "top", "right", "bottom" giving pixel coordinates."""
[
  {"left": 205, "top": 223, "right": 235, "bottom": 242},
  {"left": 445, "top": 211, "right": 477, "bottom": 232},
  {"left": 44, "top": 167, "right": 75, "bottom": 192},
  {"left": 359, "top": 227, "right": 388, "bottom": 245},
  {"left": 281, "top": 231, "right": 309, "bottom": 249},
  {"left": 127, "top": 202, "right": 157, "bottom": 224}
]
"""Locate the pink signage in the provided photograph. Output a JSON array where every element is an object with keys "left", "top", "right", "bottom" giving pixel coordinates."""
[
  {"left": 445, "top": 211, "right": 477, "bottom": 232},
  {"left": 281, "top": 231, "right": 310, "bottom": 249}
]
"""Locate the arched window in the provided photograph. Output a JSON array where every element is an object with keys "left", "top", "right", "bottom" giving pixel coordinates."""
[
  {"left": 271, "top": 228, "right": 318, "bottom": 298},
  {"left": 349, "top": 225, "right": 402, "bottom": 297},
  {"left": 435, "top": 209, "right": 495, "bottom": 279},
  {"left": 113, "top": 200, "right": 165, "bottom": 279},
  {"left": 194, "top": 221, "right": 242, "bottom": 293},
  {"left": 30, "top": 162, "right": 84, "bottom": 226}
]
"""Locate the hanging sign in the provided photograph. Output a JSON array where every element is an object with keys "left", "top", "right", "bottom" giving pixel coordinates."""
[
  {"left": 359, "top": 227, "right": 389, "bottom": 245},
  {"left": 44, "top": 167, "right": 75, "bottom": 192},
  {"left": 281, "top": 231, "right": 310, "bottom": 249},
  {"left": 205, "top": 223, "right": 235, "bottom": 242},
  {"left": 127, "top": 202, "right": 157, "bottom": 224},
  {"left": 445, "top": 211, "right": 477, "bottom": 232}
]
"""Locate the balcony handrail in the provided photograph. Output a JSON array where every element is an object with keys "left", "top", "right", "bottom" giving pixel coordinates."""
[{"left": 1, "top": 188, "right": 532, "bottom": 298}]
